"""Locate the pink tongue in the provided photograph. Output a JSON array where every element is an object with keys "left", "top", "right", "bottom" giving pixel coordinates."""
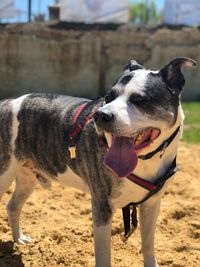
[{"left": 103, "top": 137, "right": 138, "bottom": 178}]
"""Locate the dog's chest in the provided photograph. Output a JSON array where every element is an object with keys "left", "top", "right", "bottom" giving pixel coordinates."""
[
  {"left": 110, "top": 155, "right": 176, "bottom": 209},
  {"left": 111, "top": 179, "right": 150, "bottom": 209}
]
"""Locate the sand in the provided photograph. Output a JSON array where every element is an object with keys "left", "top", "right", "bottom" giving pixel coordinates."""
[{"left": 0, "top": 142, "right": 199, "bottom": 267}]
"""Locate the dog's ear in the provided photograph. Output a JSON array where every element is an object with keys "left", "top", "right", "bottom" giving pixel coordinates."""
[
  {"left": 160, "top": 57, "right": 197, "bottom": 94},
  {"left": 123, "top": 60, "right": 144, "bottom": 71}
]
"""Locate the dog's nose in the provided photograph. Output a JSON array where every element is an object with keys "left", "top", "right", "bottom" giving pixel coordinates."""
[{"left": 94, "top": 110, "right": 114, "bottom": 123}]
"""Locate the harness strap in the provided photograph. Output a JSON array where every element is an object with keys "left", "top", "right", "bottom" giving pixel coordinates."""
[
  {"left": 68, "top": 100, "right": 103, "bottom": 158},
  {"left": 122, "top": 157, "right": 177, "bottom": 240},
  {"left": 126, "top": 173, "right": 157, "bottom": 191},
  {"left": 138, "top": 126, "right": 180, "bottom": 160},
  {"left": 122, "top": 204, "right": 138, "bottom": 239},
  {"left": 69, "top": 102, "right": 98, "bottom": 147},
  {"left": 122, "top": 205, "right": 131, "bottom": 238},
  {"left": 71, "top": 103, "right": 87, "bottom": 126},
  {"left": 127, "top": 157, "right": 177, "bottom": 193}
]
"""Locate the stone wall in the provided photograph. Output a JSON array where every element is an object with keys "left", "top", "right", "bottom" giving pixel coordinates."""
[{"left": 0, "top": 22, "right": 199, "bottom": 100}]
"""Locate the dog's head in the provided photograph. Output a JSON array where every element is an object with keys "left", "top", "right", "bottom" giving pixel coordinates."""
[{"left": 94, "top": 57, "right": 196, "bottom": 178}]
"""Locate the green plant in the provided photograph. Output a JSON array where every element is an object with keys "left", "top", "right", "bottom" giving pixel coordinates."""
[
  {"left": 129, "top": 0, "right": 161, "bottom": 25},
  {"left": 182, "top": 102, "right": 200, "bottom": 143}
]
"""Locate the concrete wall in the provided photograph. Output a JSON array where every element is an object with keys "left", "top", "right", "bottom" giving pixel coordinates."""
[{"left": 0, "top": 23, "right": 199, "bottom": 100}]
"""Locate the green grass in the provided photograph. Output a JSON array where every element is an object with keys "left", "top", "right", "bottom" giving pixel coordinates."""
[{"left": 182, "top": 102, "right": 200, "bottom": 143}]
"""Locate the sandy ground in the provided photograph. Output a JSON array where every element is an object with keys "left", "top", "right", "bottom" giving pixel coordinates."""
[{"left": 0, "top": 143, "right": 199, "bottom": 267}]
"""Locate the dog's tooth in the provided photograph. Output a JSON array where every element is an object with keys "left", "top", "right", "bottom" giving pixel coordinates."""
[
  {"left": 139, "top": 132, "right": 144, "bottom": 138},
  {"left": 135, "top": 133, "right": 143, "bottom": 145},
  {"left": 136, "top": 135, "right": 142, "bottom": 143},
  {"left": 135, "top": 139, "right": 139, "bottom": 145}
]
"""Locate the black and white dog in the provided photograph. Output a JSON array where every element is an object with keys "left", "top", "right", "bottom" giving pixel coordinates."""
[{"left": 0, "top": 57, "right": 196, "bottom": 267}]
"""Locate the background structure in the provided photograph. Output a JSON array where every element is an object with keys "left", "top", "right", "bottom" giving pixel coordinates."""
[{"left": 0, "top": 23, "right": 199, "bottom": 100}]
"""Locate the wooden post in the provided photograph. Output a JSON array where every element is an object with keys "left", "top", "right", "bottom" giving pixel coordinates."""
[
  {"left": 145, "top": 0, "right": 149, "bottom": 25},
  {"left": 28, "top": 0, "right": 32, "bottom": 22}
]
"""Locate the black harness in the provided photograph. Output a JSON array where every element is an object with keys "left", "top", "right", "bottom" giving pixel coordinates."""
[
  {"left": 68, "top": 102, "right": 180, "bottom": 239},
  {"left": 122, "top": 153, "right": 178, "bottom": 238}
]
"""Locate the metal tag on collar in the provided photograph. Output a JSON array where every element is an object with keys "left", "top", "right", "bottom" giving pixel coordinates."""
[
  {"left": 160, "top": 141, "right": 168, "bottom": 158},
  {"left": 69, "top": 146, "right": 76, "bottom": 159}
]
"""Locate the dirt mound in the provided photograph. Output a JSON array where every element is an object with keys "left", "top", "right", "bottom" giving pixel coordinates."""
[{"left": 0, "top": 143, "right": 199, "bottom": 267}]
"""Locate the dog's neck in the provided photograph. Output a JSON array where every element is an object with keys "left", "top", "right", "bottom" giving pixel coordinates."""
[{"left": 134, "top": 104, "right": 184, "bottom": 182}]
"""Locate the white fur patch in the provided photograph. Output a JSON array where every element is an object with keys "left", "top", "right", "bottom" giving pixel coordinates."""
[
  {"left": 124, "top": 69, "right": 150, "bottom": 96},
  {"left": 11, "top": 95, "right": 29, "bottom": 152},
  {"left": 56, "top": 167, "right": 89, "bottom": 193}
]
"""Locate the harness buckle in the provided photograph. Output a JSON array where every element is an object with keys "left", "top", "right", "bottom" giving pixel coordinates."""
[
  {"left": 160, "top": 141, "right": 168, "bottom": 158},
  {"left": 69, "top": 146, "right": 76, "bottom": 159}
]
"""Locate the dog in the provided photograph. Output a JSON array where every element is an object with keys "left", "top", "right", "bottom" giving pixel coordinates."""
[{"left": 0, "top": 57, "right": 196, "bottom": 267}]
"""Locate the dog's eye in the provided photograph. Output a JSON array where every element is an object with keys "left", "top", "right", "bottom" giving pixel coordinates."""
[
  {"left": 129, "top": 94, "right": 145, "bottom": 105},
  {"left": 105, "top": 91, "right": 116, "bottom": 104}
]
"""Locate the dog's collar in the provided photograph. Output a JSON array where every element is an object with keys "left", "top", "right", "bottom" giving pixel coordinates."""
[
  {"left": 69, "top": 102, "right": 97, "bottom": 147},
  {"left": 68, "top": 100, "right": 103, "bottom": 158},
  {"left": 138, "top": 126, "right": 181, "bottom": 160}
]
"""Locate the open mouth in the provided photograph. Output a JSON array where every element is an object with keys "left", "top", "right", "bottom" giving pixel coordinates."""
[
  {"left": 134, "top": 128, "right": 160, "bottom": 151},
  {"left": 103, "top": 128, "right": 160, "bottom": 179}
]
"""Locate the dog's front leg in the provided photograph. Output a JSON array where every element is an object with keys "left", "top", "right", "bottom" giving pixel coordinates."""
[
  {"left": 139, "top": 197, "right": 161, "bottom": 267},
  {"left": 93, "top": 221, "right": 112, "bottom": 267},
  {"left": 92, "top": 200, "right": 113, "bottom": 267}
]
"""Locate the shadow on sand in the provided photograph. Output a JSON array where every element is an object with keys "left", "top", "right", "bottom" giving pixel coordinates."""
[{"left": 0, "top": 240, "right": 25, "bottom": 267}]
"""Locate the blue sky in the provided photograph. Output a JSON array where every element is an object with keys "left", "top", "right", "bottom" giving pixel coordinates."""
[{"left": 1, "top": 0, "right": 165, "bottom": 23}]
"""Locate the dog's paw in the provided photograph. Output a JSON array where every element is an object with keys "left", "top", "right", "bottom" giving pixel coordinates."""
[{"left": 15, "top": 235, "right": 33, "bottom": 245}]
